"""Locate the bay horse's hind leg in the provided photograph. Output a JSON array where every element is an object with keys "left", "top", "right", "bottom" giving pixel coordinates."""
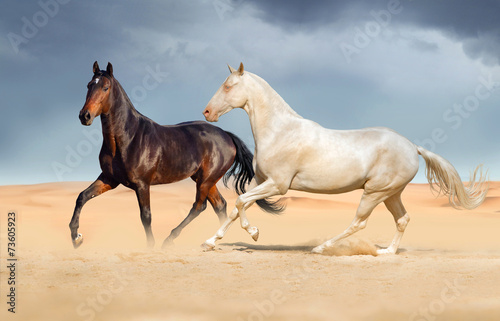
[
  {"left": 207, "top": 185, "right": 228, "bottom": 224},
  {"left": 69, "top": 173, "right": 118, "bottom": 248},
  {"left": 135, "top": 184, "right": 155, "bottom": 248},
  {"left": 312, "top": 191, "right": 388, "bottom": 254},
  {"left": 377, "top": 191, "right": 410, "bottom": 255},
  {"left": 161, "top": 181, "right": 212, "bottom": 248}
]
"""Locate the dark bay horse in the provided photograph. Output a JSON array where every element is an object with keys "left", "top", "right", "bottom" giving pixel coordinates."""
[{"left": 69, "top": 61, "right": 280, "bottom": 249}]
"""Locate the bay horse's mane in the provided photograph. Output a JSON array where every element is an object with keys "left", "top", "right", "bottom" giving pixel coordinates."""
[{"left": 97, "top": 70, "right": 154, "bottom": 125}]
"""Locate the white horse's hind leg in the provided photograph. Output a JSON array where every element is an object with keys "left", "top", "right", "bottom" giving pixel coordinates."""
[
  {"left": 312, "top": 191, "right": 385, "bottom": 254},
  {"left": 202, "top": 180, "right": 282, "bottom": 250},
  {"left": 377, "top": 193, "right": 410, "bottom": 255}
]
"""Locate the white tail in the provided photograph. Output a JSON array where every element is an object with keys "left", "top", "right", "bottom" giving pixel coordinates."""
[{"left": 417, "top": 146, "right": 488, "bottom": 210}]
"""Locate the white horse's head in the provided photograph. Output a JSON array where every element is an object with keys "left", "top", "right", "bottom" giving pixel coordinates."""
[{"left": 203, "top": 62, "right": 248, "bottom": 122}]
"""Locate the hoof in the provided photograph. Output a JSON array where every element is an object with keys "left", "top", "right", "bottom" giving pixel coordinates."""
[
  {"left": 311, "top": 246, "right": 324, "bottom": 254},
  {"left": 72, "top": 233, "right": 83, "bottom": 249},
  {"left": 161, "top": 238, "right": 174, "bottom": 249},
  {"left": 376, "top": 248, "right": 393, "bottom": 255},
  {"left": 248, "top": 226, "right": 259, "bottom": 242},
  {"left": 201, "top": 241, "right": 216, "bottom": 251}
]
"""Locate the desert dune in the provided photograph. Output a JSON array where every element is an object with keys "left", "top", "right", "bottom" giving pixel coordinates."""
[{"left": 1, "top": 180, "right": 499, "bottom": 320}]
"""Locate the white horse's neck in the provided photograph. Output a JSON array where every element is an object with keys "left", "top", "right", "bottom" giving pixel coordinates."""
[{"left": 244, "top": 73, "right": 302, "bottom": 147}]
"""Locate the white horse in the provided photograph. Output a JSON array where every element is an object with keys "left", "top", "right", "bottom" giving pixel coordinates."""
[{"left": 201, "top": 63, "right": 488, "bottom": 255}]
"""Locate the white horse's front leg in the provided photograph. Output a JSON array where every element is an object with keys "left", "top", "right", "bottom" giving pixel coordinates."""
[
  {"left": 201, "top": 207, "right": 239, "bottom": 251},
  {"left": 201, "top": 180, "right": 282, "bottom": 250},
  {"left": 238, "top": 199, "right": 260, "bottom": 240},
  {"left": 235, "top": 179, "right": 260, "bottom": 240}
]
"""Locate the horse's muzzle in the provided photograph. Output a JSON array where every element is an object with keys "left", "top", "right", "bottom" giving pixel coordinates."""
[
  {"left": 79, "top": 110, "right": 93, "bottom": 126},
  {"left": 203, "top": 106, "right": 218, "bottom": 122}
]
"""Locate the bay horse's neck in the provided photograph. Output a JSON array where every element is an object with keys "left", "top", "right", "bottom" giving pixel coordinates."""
[
  {"left": 100, "top": 79, "right": 142, "bottom": 155},
  {"left": 245, "top": 73, "right": 302, "bottom": 147}
]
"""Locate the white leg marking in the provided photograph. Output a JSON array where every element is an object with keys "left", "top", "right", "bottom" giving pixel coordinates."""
[
  {"left": 312, "top": 191, "right": 385, "bottom": 254},
  {"left": 377, "top": 213, "right": 410, "bottom": 255},
  {"left": 202, "top": 180, "right": 282, "bottom": 249},
  {"left": 377, "top": 193, "right": 409, "bottom": 255}
]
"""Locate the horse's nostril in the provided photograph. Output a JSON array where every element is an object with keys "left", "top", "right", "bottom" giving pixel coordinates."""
[
  {"left": 79, "top": 110, "right": 92, "bottom": 124},
  {"left": 204, "top": 109, "right": 210, "bottom": 116}
]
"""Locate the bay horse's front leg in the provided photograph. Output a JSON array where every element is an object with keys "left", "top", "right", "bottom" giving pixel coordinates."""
[
  {"left": 135, "top": 184, "right": 155, "bottom": 248},
  {"left": 201, "top": 180, "right": 282, "bottom": 251},
  {"left": 69, "top": 173, "right": 118, "bottom": 248}
]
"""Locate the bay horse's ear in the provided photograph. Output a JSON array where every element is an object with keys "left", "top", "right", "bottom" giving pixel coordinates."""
[
  {"left": 227, "top": 64, "right": 236, "bottom": 74},
  {"left": 237, "top": 62, "right": 244, "bottom": 76},
  {"left": 106, "top": 62, "right": 113, "bottom": 78},
  {"left": 93, "top": 61, "right": 100, "bottom": 74}
]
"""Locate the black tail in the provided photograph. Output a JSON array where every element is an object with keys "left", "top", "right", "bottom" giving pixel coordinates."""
[{"left": 224, "top": 132, "right": 285, "bottom": 215}]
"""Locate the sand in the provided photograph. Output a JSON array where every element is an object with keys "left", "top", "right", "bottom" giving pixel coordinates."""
[{"left": 0, "top": 180, "right": 499, "bottom": 321}]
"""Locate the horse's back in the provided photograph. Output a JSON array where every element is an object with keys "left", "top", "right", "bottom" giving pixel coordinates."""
[
  {"left": 156, "top": 120, "right": 236, "bottom": 173},
  {"left": 172, "top": 120, "right": 209, "bottom": 127},
  {"left": 267, "top": 121, "right": 419, "bottom": 193},
  {"left": 335, "top": 126, "right": 420, "bottom": 188},
  {"left": 163, "top": 121, "right": 229, "bottom": 137},
  {"left": 329, "top": 126, "right": 420, "bottom": 173}
]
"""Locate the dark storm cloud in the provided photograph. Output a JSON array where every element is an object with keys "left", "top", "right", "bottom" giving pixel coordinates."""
[
  {"left": 1, "top": 1, "right": 200, "bottom": 64},
  {"left": 244, "top": 0, "right": 349, "bottom": 28},
  {"left": 248, "top": 0, "right": 500, "bottom": 65}
]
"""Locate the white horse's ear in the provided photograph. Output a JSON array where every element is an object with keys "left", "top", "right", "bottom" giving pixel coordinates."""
[
  {"left": 228, "top": 64, "right": 236, "bottom": 73},
  {"left": 237, "top": 62, "right": 244, "bottom": 75}
]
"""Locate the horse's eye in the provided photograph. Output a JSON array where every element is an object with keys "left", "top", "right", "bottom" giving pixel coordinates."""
[
  {"left": 103, "top": 87, "right": 109, "bottom": 92},
  {"left": 225, "top": 86, "right": 230, "bottom": 90}
]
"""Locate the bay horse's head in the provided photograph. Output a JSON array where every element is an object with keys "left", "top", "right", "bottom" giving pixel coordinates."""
[
  {"left": 79, "top": 61, "right": 114, "bottom": 126},
  {"left": 203, "top": 62, "right": 248, "bottom": 122}
]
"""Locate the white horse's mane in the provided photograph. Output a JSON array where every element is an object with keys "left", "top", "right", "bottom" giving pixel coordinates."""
[{"left": 247, "top": 72, "right": 303, "bottom": 119}]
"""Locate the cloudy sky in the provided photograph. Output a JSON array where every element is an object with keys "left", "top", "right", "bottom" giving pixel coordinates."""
[{"left": 1, "top": 0, "right": 499, "bottom": 185}]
